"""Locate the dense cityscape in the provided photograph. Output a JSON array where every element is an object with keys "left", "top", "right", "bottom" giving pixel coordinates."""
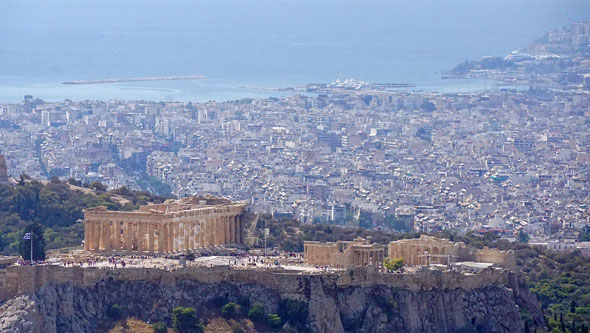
[
  {"left": 1, "top": 22, "right": 590, "bottom": 253},
  {"left": 0, "top": 14, "right": 589, "bottom": 333}
]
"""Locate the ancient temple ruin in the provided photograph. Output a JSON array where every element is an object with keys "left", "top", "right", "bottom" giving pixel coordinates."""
[
  {"left": 303, "top": 238, "right": 385, "bottom": 270},
  {"left": 388, "top": 235, "right": 516, "bottom": 268},
  {"left": 82, "top": 196, "right": 247, "bottom": 254}
]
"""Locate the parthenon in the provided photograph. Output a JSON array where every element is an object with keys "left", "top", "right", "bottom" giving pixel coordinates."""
[{"left": 82, "top": 196, "right": 247, "bottom": 254}]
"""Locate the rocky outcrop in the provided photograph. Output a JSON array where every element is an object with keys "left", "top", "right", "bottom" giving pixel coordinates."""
[
  {"left": 0, "top": 266, "right": 542, "bottom": 332},
  {"left": 0, "top": 295, "right": 35, "bottom": 333}
]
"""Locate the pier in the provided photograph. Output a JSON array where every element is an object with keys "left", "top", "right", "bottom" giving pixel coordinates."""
[{"left": 62, "top": 75, "right": 206, "bottom": 85}]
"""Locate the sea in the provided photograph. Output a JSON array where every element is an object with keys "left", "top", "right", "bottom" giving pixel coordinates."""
[{"left": 0, "top": 0, "right": 589, "bottom": 103}]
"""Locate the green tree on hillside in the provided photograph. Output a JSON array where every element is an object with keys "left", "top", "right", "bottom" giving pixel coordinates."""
[
  {"left": 222, "top": 302, "right": 241, "bottom": 318},
  {"left": 248, "top": 303, "right": 265, "bottom": 321},
  {"left": 18, "top": 223, "right": 46, "bottom": 260},
  {"left": 172, "top": 306, "right": 203, "bottom": 333}
]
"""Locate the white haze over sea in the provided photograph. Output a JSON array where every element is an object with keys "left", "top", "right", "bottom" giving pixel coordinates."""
[{"left": 0, "top": 0, "right": 589, "bottom": 102}]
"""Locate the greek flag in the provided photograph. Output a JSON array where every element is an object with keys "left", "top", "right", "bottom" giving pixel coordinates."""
[{"left": 23, "top": 232, "right": 31, "bottom": 240}]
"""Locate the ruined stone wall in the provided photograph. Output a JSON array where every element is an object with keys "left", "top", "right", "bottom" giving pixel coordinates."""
[
  {"left": 0, "top": 265, "right": 544, "bottom": 333},
  {"left": 475, "top": 247, "right": 516, "bottom": 269},
  {"left": 0, "top": 264, "right": 516, "bottom": 303}
]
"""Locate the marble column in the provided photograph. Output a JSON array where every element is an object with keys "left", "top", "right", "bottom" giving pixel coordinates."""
[
  {"left": 99, "top": 221, "right": 104, "bottom": 251},
  {"left": 167, "top": 223, "right": 172, "bottom": 253},
  {"left": 236, "top": 216, "right": 242, "bottom": 244},
  {"left": 104, "top": 221, "right": 112, "bottom": 251},
  {"left": 209, "top": 218, "right": 215, "bottom": 246},
  {"left": 210, "top": 218, "right": 215, "bottom": 246},
  {"left": 98, "top": 221, "right": 104, "bottom": 250},
  {"left": 173, "top": 222, "right": 179, "bottom": 252},
  {"left": 216, "top": 217, "right": 222, "bottom": 245},
  {"left": 233, "top": 216, "right": 238, "bottom": 244},
  {"left": 137, "top": 222, "right": 144, "bottom": 252},
  {"left": 189, "top": 220, "right": 195, "bottom": 250},
  {"left": 125, "top": 222, "right": 132, "bottom": 251},
  {"left": 184, "top": 221, "right": 190, "bottom": 251},
  {"left": 218, "top": 217, "right": 224, "bottom": 245},
  {"left": 158, "top": 223, "right": 165, "bottom": 254},
  {"left": 178, "top": 222, "right": 184, "bottom": 251},
  {"left": 223, "top": 217, "right": 229, "bottom": 245},
  {"left": 148, "top": 222, "right": 155, "bottom": 253},
  {"left": 199, "top": 220, "right": 205, "bottom": 248},
  {"left": 228, "top": 216, "right": 234, "bottom": 244},
  {"left": 93, "top": 222, "right": 100, "bottom": 251},
  {"left": 114, "top": 221, "right": 120, "bottom": 251},
  {"left": 203, "top": 218, "right": 210, "bottom": 247},
  {"left": 110, "top": 221, "right": 116, "bottom": 250}
]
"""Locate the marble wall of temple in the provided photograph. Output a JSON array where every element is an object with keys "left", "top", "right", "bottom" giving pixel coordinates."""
[
  {"left": 82, "top": 196, "right": 247, "bottom": 254},
  {"left": 388, "top": 235, "right": 516, "bottom": 269}
]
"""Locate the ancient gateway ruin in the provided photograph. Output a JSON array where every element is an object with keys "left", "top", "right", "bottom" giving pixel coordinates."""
[
  {"left": 303, "top": 238, "right": 385, "bottom": 270},
  {"left": 83, "top": 196, "right": 247, "bottom": 254}
]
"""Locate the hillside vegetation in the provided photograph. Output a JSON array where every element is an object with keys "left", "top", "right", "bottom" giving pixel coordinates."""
[{"left": 0, "top": 177, "right": 170, "bottom": 255}]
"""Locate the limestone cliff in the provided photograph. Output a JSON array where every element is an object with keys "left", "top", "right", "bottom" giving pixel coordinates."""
[{"left": 0, "top": 266, "right": 543, "bottom": 332}]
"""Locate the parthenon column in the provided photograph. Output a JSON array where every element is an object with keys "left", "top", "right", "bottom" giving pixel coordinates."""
[
  {"left": 218, "top": 217, "right": 224, "bottom": 245},
  {"left": 203, "top": 218, "right": 210, "bottom": 247},
  {"left": 199, "top": 220, "right": 205, "bottom": 248},
  {"left": 223, "top": 217, "right": 228, "bottom": 245},
  {"left": 227, "top": 216, "right": 232, "bottom": 244},
  {"left": 178, "top": 222, "right": 185, "bottom": 251},
  {"left": 228, "top": 216, "right": 234, "bottom": 244},
  {"left": 224, "top": 217, "right": 230, "bottom": 245},
  {"left": 236, "top": 216, "right": 242, "bottom": 244},
  {"left": 234, "top": 216, "right": 239, "bottom": 244},
  {"left": 189, "top": 220, "right": 195, "bottom": 250},
  {"left": 148, "top": 222, "right": 155, "bottom": 253},
  {"left": 172, "top": 222, "right": 179, "bottom": 252},
  {"left": 196, "top": 220, "right": 200, "bottom": 248},
  {"left": 217, "top": 217, "right": 223, "bottom": 245},
  {"left": 209, "top": 217, "right": 215, "bottom": 246},
  {"left": 209, "top": 218, "right": 215, "bottom": 246},
  {"left": 210, "top": 218, "right": 217, "bottom": 246},
  {"left": 184, "top": 221, "right": 190, "bottom": 251}
]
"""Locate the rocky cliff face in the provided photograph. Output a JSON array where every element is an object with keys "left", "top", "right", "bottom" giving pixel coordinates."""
[{"left": 0, "top": 266, "right": 542, "bottom": 333}]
